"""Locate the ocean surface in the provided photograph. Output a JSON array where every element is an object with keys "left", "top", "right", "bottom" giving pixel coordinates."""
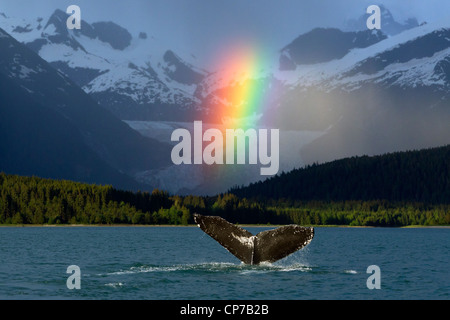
[{"left": 0, "top": 226, "right": 448, "bottom": 300}]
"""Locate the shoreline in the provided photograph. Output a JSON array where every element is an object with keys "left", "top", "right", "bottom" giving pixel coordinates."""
[{"left": 1, "top": 224, "right": 449, "bottom": 228}]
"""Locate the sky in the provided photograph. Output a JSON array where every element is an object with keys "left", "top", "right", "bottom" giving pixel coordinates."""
[{"left": 1, "top": 0, "right": 449, "bottom": 66}]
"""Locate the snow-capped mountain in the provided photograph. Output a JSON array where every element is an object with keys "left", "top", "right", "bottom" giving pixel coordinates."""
[
  {"left": 279, "top": 28, "right": 387, "bottom": 69},
  {"left": 0, "top": 26, "right": 171, "bottom": 190},
  {"left": 0, "top": 9, "right": 207, "bottom": 120},
  {"left": 278, "top": 23, "right": 450, "bottom": 92},
  {"left": 183, "top": 13, "right": 450, "bottom": 190},
  {"left": 272, "top": 19, "right": 450, "bottom": 165},
  {"left": 2, "top": 5, "right": 450, "bottom": 195},
  {"left": 344, "top": 5, "right": 419, "bottom": 36},
  {"left": 2, "top": 6, "right": 446, "bottom": 126}
]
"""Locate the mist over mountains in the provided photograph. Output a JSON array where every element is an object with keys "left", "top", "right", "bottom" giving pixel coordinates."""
[{"left": 1, "top": 5, "right": 450, "bottom": 195}]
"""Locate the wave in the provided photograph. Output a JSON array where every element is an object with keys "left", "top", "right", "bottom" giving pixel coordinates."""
[
  {"left": 104, "top": 261, "right": 312, "bottom": 276},
  {"left": 344, "top": 270, "right": 358, "bottom": 274},
  {"left": 104, "top": 282, "right": 124, "bottom": 288}
]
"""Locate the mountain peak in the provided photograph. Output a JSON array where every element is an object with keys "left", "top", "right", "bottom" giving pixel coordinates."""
[
  {"left": 44, "top": 9, "right": 69, "bottom": 36},
  {"left": 162, "top": 50, "right": 206, "bottom": 85},
  {"left": 345, "top": 5, "right": 419, "bottom": 36},
  {"left": 279, "top": 27, "right": 387, "bottom": 69},
  {"left": 379, "top": 5, "right": 394, "bottom": 19},
  {"left": 41, "top": 9, "right": 132, "bottom": 50},
  {"left": 0, "top": 27, "right": 171, "bottom": 189}
]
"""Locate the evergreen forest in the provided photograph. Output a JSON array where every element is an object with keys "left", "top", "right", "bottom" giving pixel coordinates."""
[{"left": 1, "top": 145, "right": 449, "bottom": 227}]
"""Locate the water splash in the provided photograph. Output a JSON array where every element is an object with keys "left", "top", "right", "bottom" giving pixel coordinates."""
[
  {"left": 105, "top": 261, "right": 313, "bottom": 276},
  {"left": 105, "top": 282, "right": 124, "bottom": 288}
]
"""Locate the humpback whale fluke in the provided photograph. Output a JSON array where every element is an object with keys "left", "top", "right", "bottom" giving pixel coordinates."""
[{"left": 193, "top": 214, "right": 314, "bottom": 265}]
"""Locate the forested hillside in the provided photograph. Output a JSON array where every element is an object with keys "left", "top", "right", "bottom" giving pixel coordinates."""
[
  {"left": 1, "top": 145, "right": 449, "bottom": 226},
  {"left": 0, "top": 173, "right": 177, "bottom": 225},
  {"left": 230, "top": 145, "right": 450, "bottom": 204}
]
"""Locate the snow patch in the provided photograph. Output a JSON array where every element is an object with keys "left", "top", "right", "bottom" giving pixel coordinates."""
[
  {"left": 275, "top": 23, "right": 450, "bottom": 89},
  {"left": 18, "top": 65, "right": 36, "bottom": 79}
]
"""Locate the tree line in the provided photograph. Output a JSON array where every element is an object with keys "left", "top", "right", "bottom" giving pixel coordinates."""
[
  {"left": 230, "top": 145, "right": 450, "bottom": 204},
  {"left": 0, "top": 171, "right": 449, "bottom": 226}
]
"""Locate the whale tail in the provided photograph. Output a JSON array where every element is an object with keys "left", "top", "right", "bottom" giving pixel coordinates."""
[{"left": 193, "top": 214, "right": 314, "bottom": 265}]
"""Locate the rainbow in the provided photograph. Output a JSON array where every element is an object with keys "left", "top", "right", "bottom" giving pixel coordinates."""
[{"left": 211, "top": 42, "right": 276, "bottom": 129}]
